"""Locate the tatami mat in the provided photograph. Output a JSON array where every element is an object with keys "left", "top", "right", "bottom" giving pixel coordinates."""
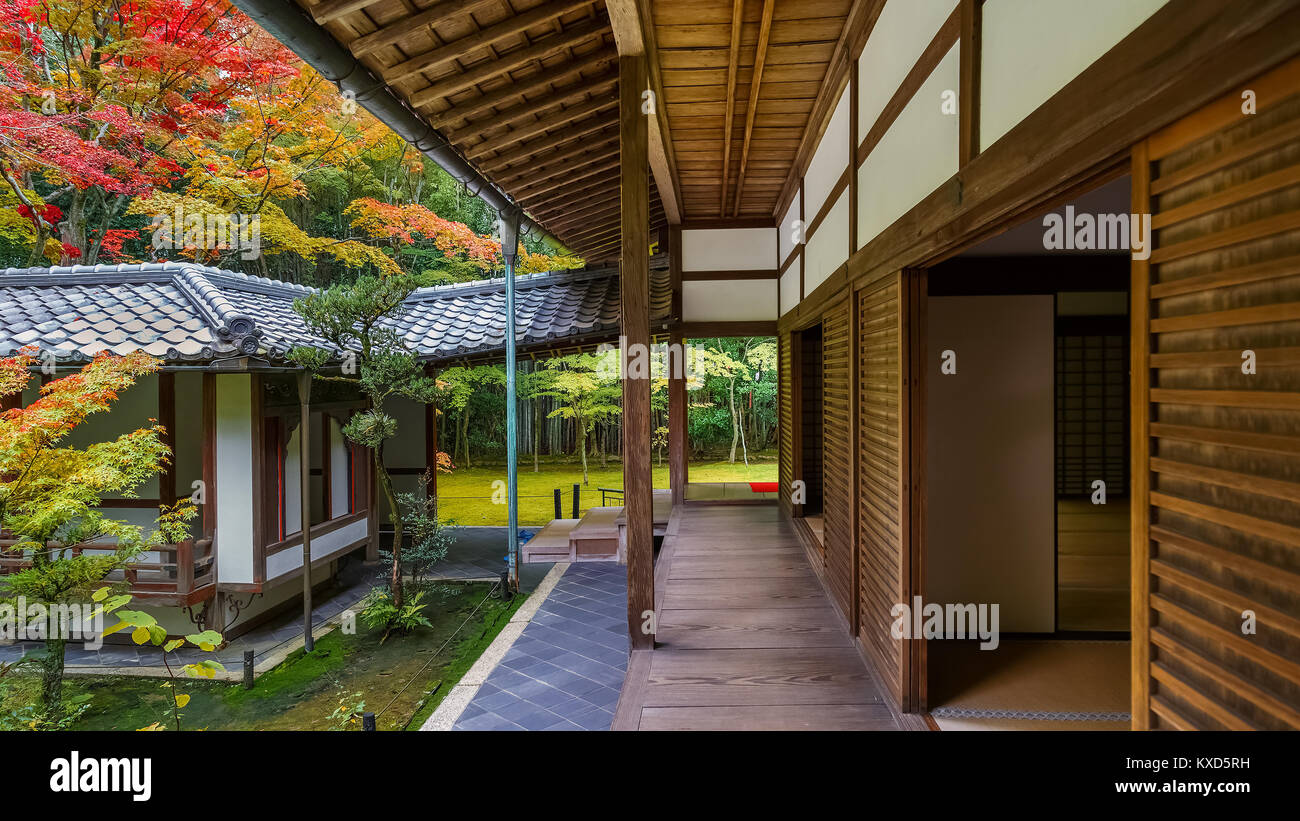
[{"left": 928, "top": 639, "right": 1130, "bottom": 731}]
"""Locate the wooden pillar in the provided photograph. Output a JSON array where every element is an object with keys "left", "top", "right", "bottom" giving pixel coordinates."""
[
  {"left": 158, "top": 372, "right": 176, "bottom": 508},
  {"left": 424, "top": 364, "right": 438, "bottom": 510},
  {"left": 668, "top": 225, "right": 687, "bottom": 506},
  {"left": 668, "top": 329, "right": 688, "bottom": 507},
  {"left": 296, "top": 372, "right": 314, "bottom": 652},
  {"left": 621, "top": 53, "right": 654, "bottom": 650},
  {"left": 958, "top": 0, "right": 982, "bottom": 167},
  {"left": 201, "top": 373, "right": 216, "bottom": 539}
]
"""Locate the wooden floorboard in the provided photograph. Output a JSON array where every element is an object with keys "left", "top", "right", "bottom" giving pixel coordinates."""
[{"left": 616, "top": 503, "right": 905, "bottom": 730}]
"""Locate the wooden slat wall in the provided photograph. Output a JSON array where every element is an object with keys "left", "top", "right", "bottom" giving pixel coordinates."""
[
  {"left": 1133, "top": 57, "right": 1300, "bottom": 731},
  {"left": 857, "top": 272, "right": 909, "bottom": 708},
  {"left": 778, "top": 331, "right": 795, "bottom": 515},
  {"left": 822, "top": 296, "right": 854, "bottom": 621}
]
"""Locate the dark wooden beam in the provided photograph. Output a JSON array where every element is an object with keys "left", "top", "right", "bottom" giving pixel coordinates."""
[
  {"left": 409, "top": 16, "right": 609, "bottom": 108},
  {"left": 468, "top": 95, "right": 617, "bottom": 159},
  {"left": 620, "top": 53, "right": 654, "bottom": 651},
  {"left": 445, "top": 70, "right": 618, "bottom": 144},
  {"left": 494, "top": 133, "right": 619, "bottom": 183},
  {"left": 514, "top": 156, "right": 621, "bottom": 201},
  {"left": 479, "top": 113, "right": 619, "bottom": 169},
  {"left": 719, "top": 0, "right": 744, "bottom": 216},
  {"left": 731, "top": 0, "right": 776, "bottom": 216},
  {"left": 959, "top": 0, "right": 983, "bottom": 166},
  {"left": 384, "top": 0, "right": 594, "bottom": 85},
  {"left": 349, "top": 0, "right": 501, "bottom": 57},
  {"left": 429, "top": 45, "right": 618, "bottom": 129}
]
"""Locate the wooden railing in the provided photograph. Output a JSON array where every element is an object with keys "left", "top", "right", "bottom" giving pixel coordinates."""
[{"left": 0, "top": 534, "right": 216, "bottom": 606}]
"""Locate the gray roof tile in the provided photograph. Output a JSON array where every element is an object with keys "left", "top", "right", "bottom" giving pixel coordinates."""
[{"left": 0, "top": 260, "right": 671, "bottom": 365}]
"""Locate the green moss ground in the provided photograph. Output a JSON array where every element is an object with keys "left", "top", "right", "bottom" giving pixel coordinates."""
[{"left": 50, "top": 581, "right": 522, "bottom": 731}]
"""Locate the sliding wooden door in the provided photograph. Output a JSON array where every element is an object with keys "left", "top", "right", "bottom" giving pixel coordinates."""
[
  {"left": 856, "top": 270, "right": 922, "bottom": 711},
  {"left": 1131, "top": 56, "right": 1300, "bottom": 730},
  {"left": 823, "top": 296, "right": 856, "bottom": 626}
]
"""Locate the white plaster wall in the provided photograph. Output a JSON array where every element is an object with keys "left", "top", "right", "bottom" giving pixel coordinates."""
[
  {"left": 330, "top": 417, "right": 350, "bottom": 515},
  {"left": 284, "top": 420, "right": 301, "bottom": 537},
  {"left": 682, "top": 280, "right": 778, "bottom": 322},
  {"left": 214, "top": 374, "right": 255, "bottom": 585},
  {"left": 779, "top": 191, "right": 802, "bottom": 266},
  {"left": 65, "top": 372, "right": 160, "bottom": 500},
  {"left": 780, "top": 260, "right": 801, "bottom": 317},
  {"left": 682, "top": 228, "right": 778, "bottom": 272},
  {"left": 980, "top": 0, "right": 1170, "bottom": 150},
  {"left": 804, "top": 190, "right": 850, "bottom": 295},
  {"left": 265, "top": 516, "right": 369, "bottom": 581},
  {"left": 857, "top": 44, "right": 960, "bottom": 248},
  {"left": 857, "top": 0, "right": 959, "bottom": 139},
  {"left": 803, "top": 87, "right": 851, "bottom": 220}
]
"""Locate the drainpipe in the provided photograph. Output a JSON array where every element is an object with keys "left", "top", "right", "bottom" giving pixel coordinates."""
[
  {"left": 499, "top": 208, "right": 522, "bottom": 592},
  {"left": 229, "top": 0, "right": 555, "bottom": 248}
]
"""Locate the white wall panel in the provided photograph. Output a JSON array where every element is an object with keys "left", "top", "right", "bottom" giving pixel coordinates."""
[
  {"left": 682, "top": 280, "right": 778, "bottom": 322},
  {"left": 857, "top": 0, "right": 958, "bottom": 138},
  {"left": 804, "top": 190, "right": 850, "bottom": 294},
  {"left": 779, "top": 191, "right": 802, "bottom": 265},
  {"left": 803, "top": 88, "right": 851, "bottom": 220},
  {"left": 682, "top": 227, "right": 778, "bottom": 272},
  {"left": 214, "top": 374, "right": 254, "bottom": 585},
  {"left": 779, "top": 261, "right": 801, "bottom": 317},
  {"left": 981, "top": 0, "right": 1169, "bottom": 150},
  {"left": 857, "top": 44, "right": 959, "bottom": 247}
]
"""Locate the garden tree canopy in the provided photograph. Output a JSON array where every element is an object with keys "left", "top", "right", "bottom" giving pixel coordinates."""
[
  {"left": 539, "top": 352, "right": 622, "bottom": 486},
  {"left": 0, "top": 349, "right": 193, "bottom": 719},
  {"left": 0, "top": 0, "right": 579, "bottom": 281},
  {"left": 288, "top": 273, "right": 443, "bottom": 610}
]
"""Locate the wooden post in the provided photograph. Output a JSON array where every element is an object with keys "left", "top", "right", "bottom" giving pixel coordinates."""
[
  {"left": 201, "top": 373, "right": 216, "bottom": 539},
  {"left": 621, "top": 53, "right": 654, "bottom": 650},
  {"left": 668, "top": 328, "right": 687, "bottom": 506},
  {"left": 158, "top": 372, "right": 176, "bottom": 508},
  {"left": 297, "top": 371, "right": 314, "bottom": 653},
  {"left": 424, "top": 363, "right": 439, "bottom": 512},
  {"left": 958, "top": 0, "right": 982, "bottom": 167}
]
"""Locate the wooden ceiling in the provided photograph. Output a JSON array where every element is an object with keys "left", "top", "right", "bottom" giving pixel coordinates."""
[
  {"left": 653, "top": 0, "right": 855, "bottom": 219},
  {"left": 297, "top": 0, "right": 857, "bottom": 256},
  {"left": 300, "top": 0, "right": 664, "bottom": 260}
]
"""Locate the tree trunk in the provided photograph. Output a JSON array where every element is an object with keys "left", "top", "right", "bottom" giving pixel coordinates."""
[
  {"left": 375, "top": 446, "right": 404, "bottom": 609},
  {"left": 40, "top": 637, "right": 66, "bottom": 720},
  {"left": 460, "top": 410, "right": 471, "bottom": 469},
  {"left": 533, "top": 403, "right": 541, "bottom": 472},
  {"left": 578, "top": 423, "right": 589, "bottom": 485},
  {"left": 728, "top": 376, "right": 739, "bottom": 463}
]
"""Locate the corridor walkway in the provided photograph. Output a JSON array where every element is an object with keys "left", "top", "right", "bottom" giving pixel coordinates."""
[{"left": 614, "top": 504, "right": 909, "bottom": 730}]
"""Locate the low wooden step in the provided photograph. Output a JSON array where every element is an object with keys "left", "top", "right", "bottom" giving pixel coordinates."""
[
  {"left": 521, "top": 518, "right": 580, "bottom": 563},
  {"left": 569, "top": 506, "right": 622, "bottom": 560}
]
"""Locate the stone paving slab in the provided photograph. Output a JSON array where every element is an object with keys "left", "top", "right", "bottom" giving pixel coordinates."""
[{"left": 451, "top": 562, "right": 628, "bottom": 731}]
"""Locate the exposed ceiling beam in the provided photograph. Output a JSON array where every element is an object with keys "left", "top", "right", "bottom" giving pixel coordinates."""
[
  {"left": 481, "top": 120, "right": 619, "bottom": 173},
  {"left": 467, "top": 95, "right": 616, "bottom": 158},
  {"left": 532, "top": 189, "right": 621, "bottom": 225},
  {"left": 408, "top": 15, "right": 608, "bottom": 108},
  {"left": 383, "top": 0, "right": 594, "bottom": 85},
  {"left": 445, "top": 69, "right": 618, "bottom": 143},
  {"left": 719, "top": 0, "right": 743, "bottom": 217},
  {"left": 349, "top": 0, "right": 501, "bottom": 58},
  {"left": 496, "top": 136, "right": 619, "bottom": 184},
  {"left": 514, "top": 156, "right": 620, "bottom": 200},
  {"left": 432, "top": 48, "right": 617, "bottom": 129},
  {"left": 522, "top": 174, "right": 620, "bottom": 213},
  {"left": 310, "top": 0, "right": 377, "bottom": 25},
  {"left": 731, "top": 0, "right": 776, "bottom": 217},
  {"left": 605, "top": 0, "right": 683, "bottom": 225}
]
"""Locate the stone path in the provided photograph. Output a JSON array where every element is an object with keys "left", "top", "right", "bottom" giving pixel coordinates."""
[{"left": 453, "top": 562, "right": 628, "bottom": 731}]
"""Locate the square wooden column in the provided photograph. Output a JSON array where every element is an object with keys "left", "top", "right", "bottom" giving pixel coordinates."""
[{"left": 621, "top": 53, "right": 654, "bottom": 650}]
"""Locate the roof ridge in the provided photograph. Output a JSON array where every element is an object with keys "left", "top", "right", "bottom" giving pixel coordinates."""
[{"left": 407, "top": 265, "right": 615, "bottom": 302}]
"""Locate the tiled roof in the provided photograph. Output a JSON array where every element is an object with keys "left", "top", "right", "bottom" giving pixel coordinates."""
[{"left": 0, "top": 262, "right": 672, "bottom": 365}]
